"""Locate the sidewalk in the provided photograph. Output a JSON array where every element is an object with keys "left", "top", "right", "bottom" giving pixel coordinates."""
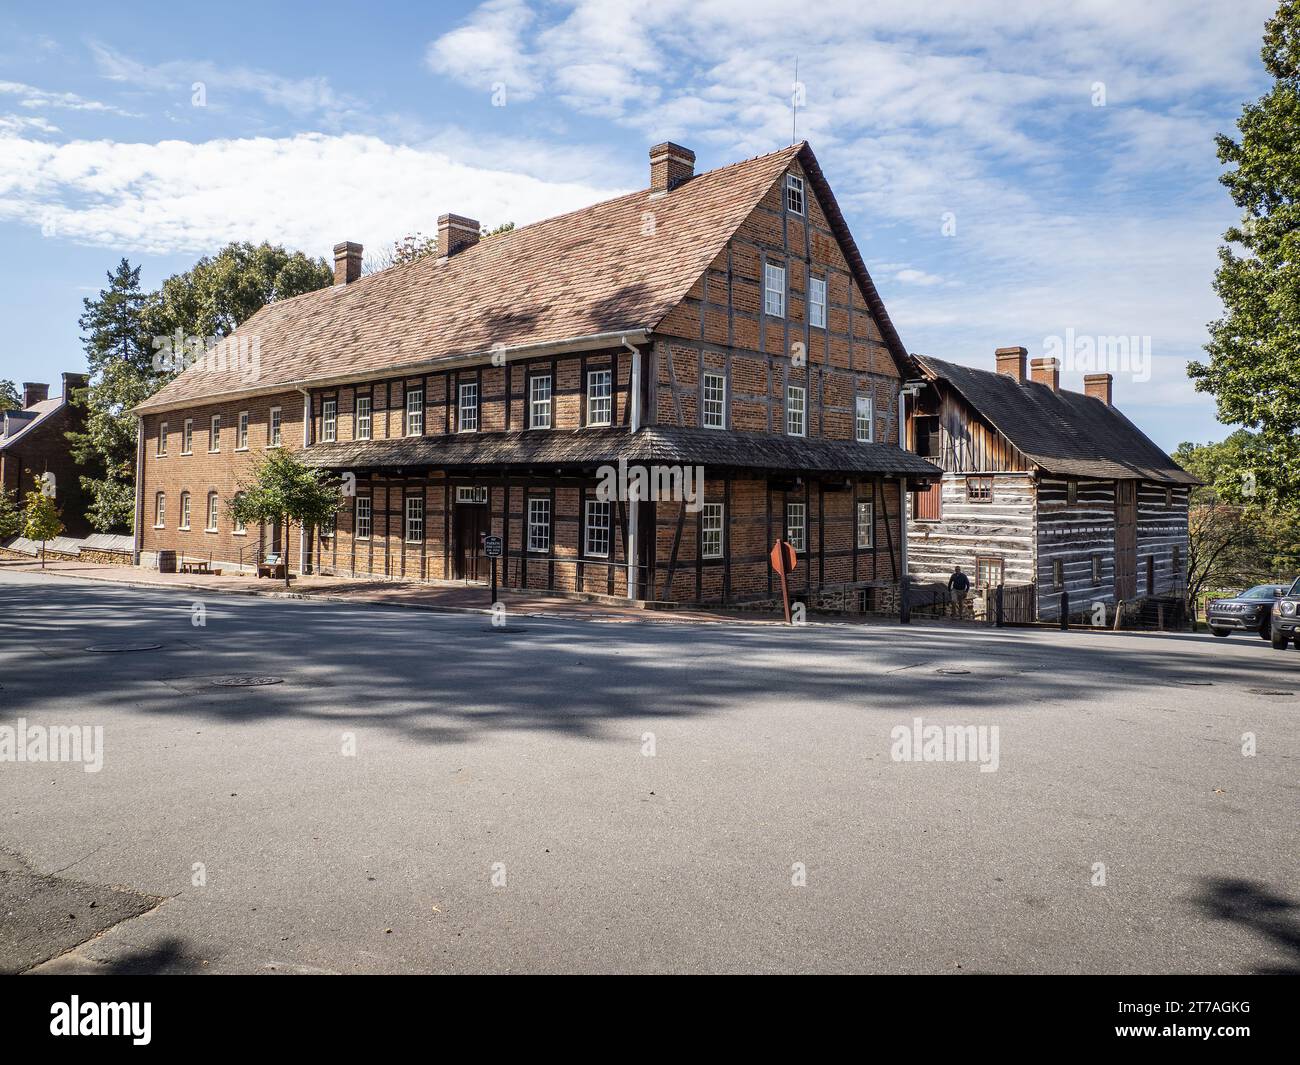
[{"left": 0, "top": 556, "right": 788, "bottom": 625}]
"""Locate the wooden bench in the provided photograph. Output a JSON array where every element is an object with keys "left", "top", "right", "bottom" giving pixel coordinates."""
[
  {"left": 256, "top": 559, "right": 287, "bottom": 580},
  {"left": 180, "top": 560, "right": 212, "bottom": 575}
]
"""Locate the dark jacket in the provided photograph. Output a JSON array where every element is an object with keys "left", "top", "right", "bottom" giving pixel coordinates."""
[{"left": 948, "top": 571, "right": 971, "bottom": 593}]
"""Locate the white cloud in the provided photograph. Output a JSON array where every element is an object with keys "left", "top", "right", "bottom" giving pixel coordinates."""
[
  {"left": 0, "top": 130, "right": 623, "bottom": 256},
  {"left": 0, "top": 80, "right": 138, "bottom": 117},
  {"left": 894, "top": 268, "right": 944, "bottom": 286},
  {"left": 424, "top": 0, "right": 543, "bottom": 100}
]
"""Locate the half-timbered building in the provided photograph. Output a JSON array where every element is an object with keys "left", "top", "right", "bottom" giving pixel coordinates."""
[
  {"left": 132, "top": 142, "right": 939, "bottom": 606},
  {"left": 905, "top": 348, "right": 1196, "bottom": 620}
]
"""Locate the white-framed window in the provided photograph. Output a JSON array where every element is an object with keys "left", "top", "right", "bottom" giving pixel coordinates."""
[
  {"left": 529, "top": 375, "right": 552, "bottom": 429},
  {"left": 322, "top": 399, "right": 337, "bottom": 442},
  {"left": 786, "top": 384, "right": 806, "bottom": 436},
  {"left": 181, "top": 418, "right": 193, "bottom": 455},
  {"left": 786, "top": 502, "right": 806, "bottom": 553},
  {"left": 456, "top": 485, "right": 488, "bottom": 504},
  {"left": 584, "top": 499, "right": 610, "bottom": 557},
  {"left": 458, "top": 382, "right": 478, "bottom": 432},
  {"left": 785, "top": 173, "right": 805, "bottom": 215},
  {"left": 355, "top": 496, "right": 372, "bottom": 540},
  {"left": 528, "top": 497, "right": 551, "bottom": 552},
  {"left": 405, "top": 388, "right": 424, "bottom": 436},
  {"left": 179, "top": 491, "right": 191, "bottom": 530},
  {"left": 268, "top": 407, "right": 282, "bottom": 447},
  {"left": 587, "top": 369, "right": 612, "bottom": 426},
  {"left": 701, "top": 503, "right": 723, "bottom": 559},
  {"left": 355, "top": 395, "right": 372, "bottom": 440},
  {"left": 209, "top": 414, "right": 221, "bottom": 452},
  {"left": 154, "top": 492, "right": 166, "bottom": 528},
  {"left": 237, "top": 411, "right": 249, "bottom": 450},
  {"left": 765, "top": 262, "right": 786, "bottom": 318},
  {"left": 157, "top": 422, "right": 168, "bottom": 456},
  {"left": 233, "top": 493, "right": 246, "bottom": 534},
  {"left": 855, "top": 395, "right": 873, "bottom": 443},
  {"left": 206, "top": 491, "right": 219, "bottom": 532},
  {"left": 702, "top": 371, "right": 726, "bottom": 430},
  {"left": 809, "top": 275, "right": 827, "bottom": 329},
  {"left": 321, "top": 509, "right": 335, "bottom": 539},
  {"left": 857, "top": 497, "right": 873, "bottom": 549},
  {"left": 405, "top": 495, "right": 424, "bottom": 543}
]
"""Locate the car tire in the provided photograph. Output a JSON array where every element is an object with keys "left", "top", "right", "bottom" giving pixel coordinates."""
[
  {"left": 1260, "top": 623, "right": 1272, "bottom": 640},
  {"left": 1271, "top": 628, "right": 1289, "bottom": 649},
  {"left": 1210, "top": 628, "right": 1231, "bottom": 638}
]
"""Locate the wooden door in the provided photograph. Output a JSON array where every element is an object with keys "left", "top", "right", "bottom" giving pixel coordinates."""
[
  {"left": 1114, "top": 480, "right": 1137, "bottom": 600},
  {"left": 453, "top": 504, "right": 486, "bottom": 581}
]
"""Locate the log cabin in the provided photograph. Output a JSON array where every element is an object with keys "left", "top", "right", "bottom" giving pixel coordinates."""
[
  {"left": 131, "top": 141, "right": 941, "bottom": 606},
  {"left": 905, "top": 348, "right": 1196, "bottom": 620}
]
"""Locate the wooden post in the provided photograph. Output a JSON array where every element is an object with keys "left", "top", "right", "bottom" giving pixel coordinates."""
[
  {"left": 1059, "top": 589, "right": 1069, "bottom": 630},
  {"left": 900, "top": 578, "right": 911, "bottom": 624},
  {"left": 995, "top": 583, "right": 1004, "bottom": 628}
]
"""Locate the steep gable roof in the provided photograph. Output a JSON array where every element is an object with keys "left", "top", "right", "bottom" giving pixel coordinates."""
[
  {"left": 0, "top": 396, "right": 62, "bottom": 449},
  {"left": 137, "top": 142, "right": 911, "bottom": 413},
  {"left": 914, "top": 354, "right": 1198, "bottom": 485}
]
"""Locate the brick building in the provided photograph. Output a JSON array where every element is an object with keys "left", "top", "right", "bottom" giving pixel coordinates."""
[
  {"left": 133, "top": 142, "right": 939, "bottom": 605},
  {"left": 1, "top": 373, "right": 90, "bottom": 536}
]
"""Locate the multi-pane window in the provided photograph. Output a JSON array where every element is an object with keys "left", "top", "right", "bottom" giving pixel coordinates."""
[
  {"left": 269, "top": 407, "right": 282, "bottom": 447},
  {"left": 786, "top": 384, "right": 806, "bottom": 436},
  {"left": 975, "top": 556, "right": 1005, "bottom": 589},
  {"left": 237, "top": 411, "right": 249, "bottom": 449},
  {"left": 355, "top": 496, "right": 372, "bottom": 539},
  {"left": 154, "top": 492, "right": 166, "bottom": 527},
  {"left": 587, "top": 370, "right": 612, "bottom": 426},
  {"left": 966, "top": 476, "right": 993, "bottom": 502},
  {"left": 1066, "top": 481, "right": 1078, "bottom": 505},
  {"left": 355, "top": 395, "right": 372, "bottom": 440},
  {"left": 584, "top": 499, "right": 610, "bottom": 557},
  {"left": 405, "top": 388, "right": 424, "bottom": 436},
  {"left": 1092, "top": 554, "right": 1103, "bottom": 583},
  {"left": 786, "top": 502, "right": 806, "bottom": 553},
  {"left": 179, "top": 491, "right": 191, "bottom": 530},
  {"left": 322, "top": 399, "right": 337, "bottom": 442},
  {"left": 857, "top": 498, "right": 873, "bottom": 549},
  {"left": 785, "top": 173, "right": 805, "bottom": 215},
  {"left": 206, "top": 492, "right": 219, "bottom": 532},
  {"left": 701, "top": 503, "right": 723, "bottom": 559},
  {"left": 855, "top": 395, "right": 873, "bottom": 442},
  {"left": 405, "top": 495, "right": 424, "bottom": 543},
  {"left": 702, "top": 371, "right": 726, "bottom": 430},
  {"left": 529, "top": 375, "right": 552, "bottom": 429},
  {"left": 181, "top": 419, "right": 193, "bottom": 454},
  {"left": 233, "top": 494, "right": 245, "bottom": 534},
  {"left": 458, "top": 382, "right": 478, "bottom": 432},
  {"left": 157, "top": 422, "right": 168, "bottom": 456},
  {"left": 209, "top": 414, "right": 221, "bottom": 452},
  {"left": 1172, "top": 546, "right": 1181, "bottom": 574},
  {"left": 321, "top": 509, "right": 335, "bottom": 539},
  {"left": 764, "top": 263, "right": 786, "bottom": 318},
  {"left": 809, "top": 275, "right": 827, "bottom": 328},
  {"left": 1165, "top": 487, "right": 1174, "bottom": 506},
  {"left": 1052, "top": 558, "right": 1064, "bottom": 590},
  {"left": 527, "top": 497, "right": 551, "bottom": 552}
]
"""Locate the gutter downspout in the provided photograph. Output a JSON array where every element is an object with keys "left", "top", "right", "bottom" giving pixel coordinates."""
[
  {"left": 298, "top": 387, "right": 311, "bottom": 576},
  {"left": 897, "top": 383, "right": 922, "bottom": 600},
  {"left": 133, "top": 418, "right": 144, "bottom": 566},
  {"left": 623, "top": 335, "right": 642, "bottom": 601}
]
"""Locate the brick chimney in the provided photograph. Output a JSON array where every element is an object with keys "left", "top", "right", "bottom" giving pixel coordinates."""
[
  {"left": 994, "top": 346, "right": 1027, "bottom": 383},
  {"left": 649, "top": 142, "right": 695, "bottom": 195},
  {"left": 22, "top": 382, "right": 49, "bottom": 408},
  {"left": 437, "top": 214, "right": 480, "bottom": 259},
  {"left": 1030, "top": 357, "right": 1060, "bottom": 392},
  {"left": 1084, "top": 372, "right": 1113, "bottom": 406},
  {"left": 333, "top": 241, "right": 362, "bottom": 285}
]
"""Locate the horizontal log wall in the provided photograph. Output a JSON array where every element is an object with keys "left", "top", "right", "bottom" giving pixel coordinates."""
[
  {"left": 1035, "top": 478, "right": 1117, "bottom": 619},
  {"left": 1136, "top": 483, "right": 1190, "bottom": 598},
  {"left": 907, "top": 472, "right": 1035, "bottom": 586}
]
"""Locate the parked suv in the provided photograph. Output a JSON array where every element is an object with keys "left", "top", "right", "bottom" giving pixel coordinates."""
[
  {"left": 1270, "top": 578, "right": 1300, "bottom": 649},
  {"left": 1206, "top": 584, "right": 1289, "bottom": 639}
]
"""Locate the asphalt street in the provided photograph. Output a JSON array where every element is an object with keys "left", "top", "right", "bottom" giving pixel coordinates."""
[{"left": 0, "top": 567, "right": 1296, "bottom": 974}]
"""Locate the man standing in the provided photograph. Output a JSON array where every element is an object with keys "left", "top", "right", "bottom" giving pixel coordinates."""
[{"left": 948, "top": 565, "right": 971, "bottom": 613}]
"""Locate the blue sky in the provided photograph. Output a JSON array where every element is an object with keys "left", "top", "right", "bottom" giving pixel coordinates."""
[{"left": 0, "top": 0, "right": 1280, "bottom": 449}]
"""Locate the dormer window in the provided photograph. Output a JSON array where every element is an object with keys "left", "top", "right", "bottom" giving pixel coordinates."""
[{"left": 785, "top": 174, "right": 805, "bottom": 215}]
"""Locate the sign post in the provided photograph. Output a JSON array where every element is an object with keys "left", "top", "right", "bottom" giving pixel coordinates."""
[
  {"left": 769, "top": 540, "right": 798, "bottom": 624},
  {"left": 483, "top": 535, "right": 503, "bottom": 605}
]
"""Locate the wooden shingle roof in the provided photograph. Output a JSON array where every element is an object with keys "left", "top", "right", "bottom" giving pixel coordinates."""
[
  {"left": 914, "top": 355, "right": 1198, "bottom": 485},
  {"left": 303, "top": 426, "right": 941, "bottom": 479}
]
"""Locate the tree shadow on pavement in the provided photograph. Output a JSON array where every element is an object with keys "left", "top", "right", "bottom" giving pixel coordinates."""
[{"left": 1192, "top": 877, "right": 1300, "bottom": 974}]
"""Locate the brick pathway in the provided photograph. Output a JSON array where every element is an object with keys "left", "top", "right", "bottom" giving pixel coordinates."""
[{"left": 0, "top": 556, "right": 793, "bottom": 625}]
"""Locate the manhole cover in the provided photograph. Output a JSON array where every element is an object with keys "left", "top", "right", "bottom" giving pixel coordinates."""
[
  {"left": 84, "top": 644, "right": 162, "bottom": 653},
  {"left": 936, "top": 668, "right": 970, "bottom": 675},
  {"left": 1246, "top": 688, "right": 1294, "bottom": 697},
  {"left": 476, "top": 626, "right": 528, "bottom": 634},
  {"left": 210, "top": 675, "right": 284, "bottom": 687},
  {"left": 1174, "top": 679, "right": 1214, "bottom": 687}
]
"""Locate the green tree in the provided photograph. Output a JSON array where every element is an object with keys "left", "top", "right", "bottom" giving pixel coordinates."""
[
  {"left": 1188, "top": 1, "right": 1300, "bottom": 510},
  {"left": 0, "top": 379, "right": 20, "bottom": 410},
  {"left": 0, "top": 487, "right": 20, "bottom": 538},
  {"left": 22, "top": 488, "right": 63, "bottom": 568},
  {"left": 229, "top": 449, "right": 343, "bottom": 587}
]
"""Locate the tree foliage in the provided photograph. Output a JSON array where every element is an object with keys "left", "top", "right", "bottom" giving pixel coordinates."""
[
  {"left": 229, "top": 449, "right": 343, "bottom": 586},
  {"left": 22, "top": 488, "right": 63, "bottom": 567},
  {"left": 1188, "top": 1, "right": 1300, "bottom": 510},
  {"left": 0, "top": 379, "right": 20, "bottom": 410},
  {"left": 365, "top": 222, "right": 516, "bottom": 274},
  {"left": 0, "top": 487, "right": 20, "bottom": 538}
]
